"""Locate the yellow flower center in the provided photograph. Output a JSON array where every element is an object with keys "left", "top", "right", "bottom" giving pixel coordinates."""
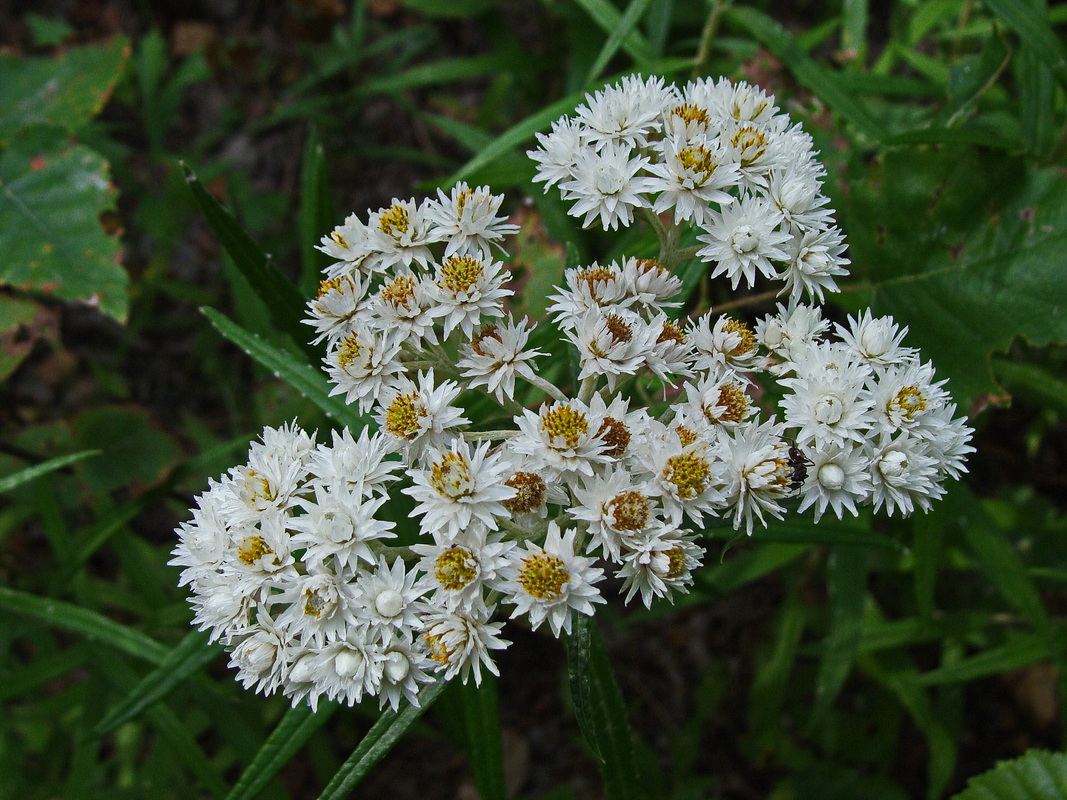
[
  {"left": 890, "top": 385, "right": 927, "bottom": 421},
  {"left": 518, "top": 552, "right": 569, "bottom": 600},
  {"left": 708, "top": 382, "right": 750, "bottom": 424},
  {"left": 380, "top": 274, "right": 416, "bottom": 310},
  {"left": 731, "top": 126, "right": 768, "bottom": 168},
  {"left": 677, "top": 145, "right": 718, "bottom": 183},
  {"left": 379, "top": 204, "right": 410, "bottom": 240},
  {"left": 471, "top": 323, "right": 501, "bottom": 356},
  {"left": 541, "top": 405, "right": 589, "bottom": 449},
  {"left": 604, "top": 314, "right": 632, "bottom": 344},
  {"left": 657, "top": 320, "right": 686, "bottom": 346},
  {"left": 671, "top": 103, "right": 710, "bottom": 127},
  {"left": 237, "top": 536, "right": 274, "bottom": 566},
  {"left": 330, "top": 230, "right": 349, "bottom": 248},
  {"left": 430, "top": 451, "right": 474, "bottom": 499},
  {"left": 424, "top": 632, "right": 454, "bottom": 665},
  {"left": 663, "top": 452, "right": 712, "bottom": 499},
  {"left": 317, "top": 276, "right": 349, "bottom": 297},
  {"left": 675, "top": 424, "right": 698, "bottom": 447},
  {"left": 384, "top": 392, "right": 425, "bottom": 440},
  {"left": 336, "top": 333, "right": 362, "bottom": 369},
  {"left": 434, "top": 546, "right": 478, "bottom": 591},
  {"left": 723, "top": 319, "right": 757, "bottom": 357},
  {"left": 439, "top": 255, "right": 485, "bottom": 295},
  {"left": 665, "top": 546, "right": 687, "bottom": 579}
]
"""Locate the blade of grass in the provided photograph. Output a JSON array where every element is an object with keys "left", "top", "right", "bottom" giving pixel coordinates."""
[
  {"left": 201, "top": 306, "right": 368, "bottom": 431},
  {"left": 572, "top": 0, "right": 657, "bottom": 65},
  {"left": 585, "top": 0, "right": 655, "bottom": 85},
  {"left": 565, "top": 615, "right": 638, "bottom": 800},
  {"left": 299, "top": 126, "right": 335, "bottom": 297},
  {"left": 915, "top": 633, "right": 1048, "bottom": 686},
  {"left": 723, "top": 5, "right": 886, "bottom": 143},
  {"left": 0, "top": 586, "right": 170, "bottom": 665},
  {"left": 226, "top": 703, "right": 339, "bottom": 800},
  {"left": 459, "top": 676, "right": 506, "bottom": 800},
  {"left": 809, "top": 547, "right": 869, "bottom": 726},
  {"left": 182, "top": 162, "right": 315, "bottom": 359},
  {"left": 316, "top": 677, "right": 448, "bottom": 800},
  {"left": 0, "top": 450, "right": 100, "bottom": 493},
  {"left": 92, "top": 630, "right": 219, "bottom": 736},
  {"left": 983, "top": 0, "right": 1067, "bottom": 89}
]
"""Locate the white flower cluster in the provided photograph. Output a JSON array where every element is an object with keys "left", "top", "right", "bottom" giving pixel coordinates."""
[
  {"left": 529, "top": 73, "right": 848, "bottom": 303},
  {"left": 174, "top": 76, "right": 973, "bottom": 712}
]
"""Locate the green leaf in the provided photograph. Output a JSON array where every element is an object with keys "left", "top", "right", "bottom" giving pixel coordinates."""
[
  {"left": 316, "top": 677, "right": 448, "bottom": 800},
  {"left": 298, "top": 127, "right": 335, "bottom": 297},
  {"left": 202, "top": 306, "right": 368, "bottom": 430},
  {"left": 565, "top": 615, "right": 638, "bottom": 800},
  {"left": 0, "top": 449, "right": 100, "bottom": 493},
  {"left": 0, "top": 35, "right": 129, "bottom": 139},
  {"left": 572, "top": 0, "right": 657, "bottom": 66},
  {"left": 0, "top": 128, "right": 127, "bottom": 322},
  {"left": 0, "top": 295, "right": 57, "bottom": 381},
  {"left": 69, "top": 406, "right": 181, "bottom": 494},
  {"left": 982, "top": 0, "right": 1067, "bottom": 90},
  {"left": 952, "top": 749, "right": 1067, "bottom": 799},
  {"left": 723, "top": 6, "right": 886, "bottom": 143},
  {"left": 585, "top": 0, "right": 656, "bottom": 84},
  {"left": 848, "top": 150, "right": 1067, "bottom": 405},
  {"left": 182, "top": 162, "right": 315, "bottom": 358},
  {"left": 810, "top": 547, "right": 869, "bottom": 724},
  {"left": 0, "top": 586, "right": 170, "bottom": 665},
  {"left": 458, "top": 676, "right": 506, "bottom": 800},
  {"left": 915, "top": 633, "right": 1048, "bottom": 686},
  {"left": 92, "top": 630, "right": 218, "bottom": 736},
  {"left": 226, "top": 703, "right": 338, "bottom": 800},
  {"left": 758, "top": 518, "right": 902, "bottom": 550}
]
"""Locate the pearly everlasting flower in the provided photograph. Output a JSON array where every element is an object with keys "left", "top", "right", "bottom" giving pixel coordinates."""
[
  {"left": 367, "top": 270, "right": 446, "bottom": 345},
  {"left": 304, "top": 274, "right": 368, "bottom": 346},
  {"left": 403, "top": 438, "right": 516, "bottom": 540},
  {"left": 427, "top": 182, "right": 518, "bottom": 258},
  {"left": 368, "top": 198, "right": 439, "bottom": 270},
  {"left": 778, "top": 225, "right": 850, "bottom": 304},
  {"left": 574, "top": 74, "right": 671, "bottom": 149},
  {"left": 718, "top": 418, "right": 792, "bottom": 536},
  {"left": 566, "top": 308, "right": 650, "bottom": 389},
  {"left": 648, "top": 133, "right": 740, "bottom": 223},
  {"left": 697, "top": 194, "right": 791, "bottom": 289},
  {"left": 324, "top": 321, "right": 406, "bottom": 413},
  {"left": 617, "top": 526, "right": 703, "bottom": 608},
  {"left": 528, "top": 116, "right": 585, "bottom": 190},
  {"left": 511, "top": 398, "right": 612, "bottom": 480},
  {"left": 457, "top": 316, "right": 545, "bottom": 402},
  {"left": 866, "top": 432, "right": 943, "bottom": 516},
  {"left": 290, "top": 483, "right": 395, "bottom": 571},
  {"left": 570, "top": 468, "right": 661, "bottom": 562},
  {"left": 423, "top": 608, "right": 509, "bottom": 685},
  {"left": 318, "top": 213, "right": 377, "bottom": 275},
  {"left": 375, "top": 370, "right": 469, "bottom": 461},
  {"left": 837, "top": 310, "right": 916, "bottom": 369},
  {"left": 411, "top": 529, "right": 514, "bottom": 613},
  {"left": 689, "top": 314, "right": 761, "bottom": 375},
  {"left": 795, "top": 440, "right": 873, "bottom": 523},
  {"left": 431, "top": 253, "right": 512, "bottom": 339},
  {"left": 547, "top": 262, "right": 631, "bottom": 328},
  {"left": 560, "top": 141, "right": 658, "bottom": 230},
  {"left": 503, "top": 522, "right": 605, "bottom": 637}
]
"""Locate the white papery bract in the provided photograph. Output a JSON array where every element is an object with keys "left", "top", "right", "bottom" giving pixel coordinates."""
[{"left": 176, "top": 74, "right": 973, "bottom": 712}]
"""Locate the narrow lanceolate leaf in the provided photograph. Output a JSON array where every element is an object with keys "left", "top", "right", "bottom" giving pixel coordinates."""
[
  {"left": 0, "top": 450, "right": 100, "bottom": 493},
  {"left": 316, "top": 678, "right": 448, "bottom": 800},
  {"left": 92, "top": 630, "right": 218, "bottom": 736},
  {"left": 565, "top": 616, "right": 638, "bottom": 800},
  {"left": 951, "top": 749, "right": 1067, "bottom": 800},
  {"left": 298, "top": 126, "right": 335, "bottom": 297},
  {"left": 982, "top": 0, "right": 1067, "bottom": 90},
  {"left": 810, "top": 547, "right": 869, "bottom": 725},
  {"left": 182, "top": 162, "right": 316, "bottom": 359},
  {"left": 572, "top": 0, "right": 658, "bottom": 65},
  {"left": 723, "top": 6, "right": 886, "bottom": 143},
  {"left": 226, "top": 703, "right": 339, "bottom": 800},
  {"left": 915, "top": 633, "right": 1048, "bottom": 686},
  {"left": 585, "top": 0, "right": 656, "bottom": 84},
  {"left": 459, "top": 676, "right": 506, "bottom": 800},
  {"left": 202, "top": 306, "right": 368, "bottom": 431},
  {"left": 0, "top": 586, "right": 170, "bottom": 665}
]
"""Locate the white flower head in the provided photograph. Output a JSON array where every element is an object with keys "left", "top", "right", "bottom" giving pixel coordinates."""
[
  {"left": 324, "top": 321, "right": 406, "bottom": 413},
  {"left": 423, "top": 607, "right": 509, "bottom": 686},
  {"left": 617, "top": 525, "right": 703, "bottom": 608},
  {"left": 290, "top": 484, "right": 396, "bottom": 571},
  {"left": 367, "top": 198, "right": 440, "bottom": 270},
  {"left": 574, "top": 74, "right": 672, "bottom": 150},
  {"left": 367, "top": 270, "right": 447, "bottom": 345},
  {"left": 570, "top": 467, "right": 661, "bottom": 562},
  {"left": 431, "top": 253, "right": 512, "bottom": 339},
  {"left": 795, "top": 440, "right": 873, "bottom": 523},
  {"left": 697, "top": 194, "right": 791, "bottom": 289},
  {"left": 503, "top": 522, "right": 605, "bottom": 637},
  {"left": 304, "top": 274, "right": 369, "bottom": 346},
  {"left": 317, "top": 212, "right": 378, "bottom": 275},
  {"left": 457, "top": 315, "right": 545, "bottom": 402},
  {"left": 529, "top": 115, "right": 585, "bottom": 191},
  {"left": 411, "top": 528, "right": 515, "bottom": 613},
  {"left": 718, "top": 418, "right": 792, "bottom": 536},
  {"left": 427, "top": 182, "right": 518, "bottom": 258},
  {"left": 837, "top": 310, "right": 916, "bottom": 369},
  {"left": 375, "top": 369, "right": 469, "bottom": 462},
  {"left": 648, "top": 133, "right": 740, "bottom": 224},
  {"left": 510, "top": 398, "right": 613, "bottom": 481},
  {"left": 566, "top": 307, "right": 650, "bottom": 389},
  {"left": 779, "top": 225, "right": 850, "bottom": 304},
  {"left": 403, "top": 438, "right": 516, "bottom": 540},
  {"left": 689, "top": 314, "right": 761, "bottom": 375},
  {"left": 560, "top": 141, "right": 658, "bottom": 230}
]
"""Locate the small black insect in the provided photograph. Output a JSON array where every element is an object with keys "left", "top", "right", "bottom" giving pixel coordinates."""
[{"left": 786, "top": 443, "right": 811, "bottom": 493}]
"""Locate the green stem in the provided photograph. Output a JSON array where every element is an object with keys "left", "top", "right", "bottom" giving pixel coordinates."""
[
  {"left": 692, "top": 0, "right": 730, "bottom": 78},
  {"left": 524, "top": 372, "right": 568, "bottom": 403}
]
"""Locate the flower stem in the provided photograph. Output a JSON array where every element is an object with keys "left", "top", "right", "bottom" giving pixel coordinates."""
[{"left": 524, "top": 373, "right": 568, "bottom": 403}]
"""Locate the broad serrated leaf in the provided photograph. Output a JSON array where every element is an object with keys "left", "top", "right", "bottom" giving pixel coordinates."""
[
  {"left": 202, "top": 306, "right": 368, "bottom": 430},
  {"left": 0, "top": 586, "right": 170, "bottom": 665},
  {"left": 226, "top": 703, "right": 338, "bottom": 800},
  {"left": 565, "top": 615, "right": 639, "bottom": 800},
  {"left": 92, "top": 630, "right": 218, "bottom": 736},
  {"left": 952, "top": 749, "right": 1067, "bottom": 799},
  {"left": 0, "top": 128, "right": 126, "bottom": 321},
  {"left": 846, "top": 149, "right": 1067, "bottom": 405},
  {"left": 316, "top": 677, "right": 447, "bottom": 800},
  {"left": 0, "top": 35, "right": 129, "bottom": 139},
  {"left": 182, "top": 162, "right": 316, "bottom": 358}
]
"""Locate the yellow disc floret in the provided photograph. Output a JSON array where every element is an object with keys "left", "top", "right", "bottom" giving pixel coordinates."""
[
  {"left": 663, "top": 452, "right": 712, "bottom": 499},
  {"left": 434, "top": 546, "right": 478, "bottom": 591},
  {"left": 502, "top": 472, "right": 546, "bottom": 514},
  {"left": 380, "top": 274, "right": 416, "bottom": 309},
  {"left": 518, "top": 552, "right": 569, "bottom": 600},
  {"left": 237, "top": 535, "right": 274, "bottom": 567},
  {"left": 606, "top": 491, "right": 650, "bottom": 531},
  {"left": 336, "top": 333, "right": 362, "bottom": 369},
  {"left": 541, "top": 404, "right": 590, "bottom": 449},
  {"left": 439, "top": 255, "right": 485, "bottom": 296},
  {"left": 430, "top": 451, "right": 474, "bottom": 499},
  {"left": 378, "top": 203, "right": 410, "bottom": 240}
]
